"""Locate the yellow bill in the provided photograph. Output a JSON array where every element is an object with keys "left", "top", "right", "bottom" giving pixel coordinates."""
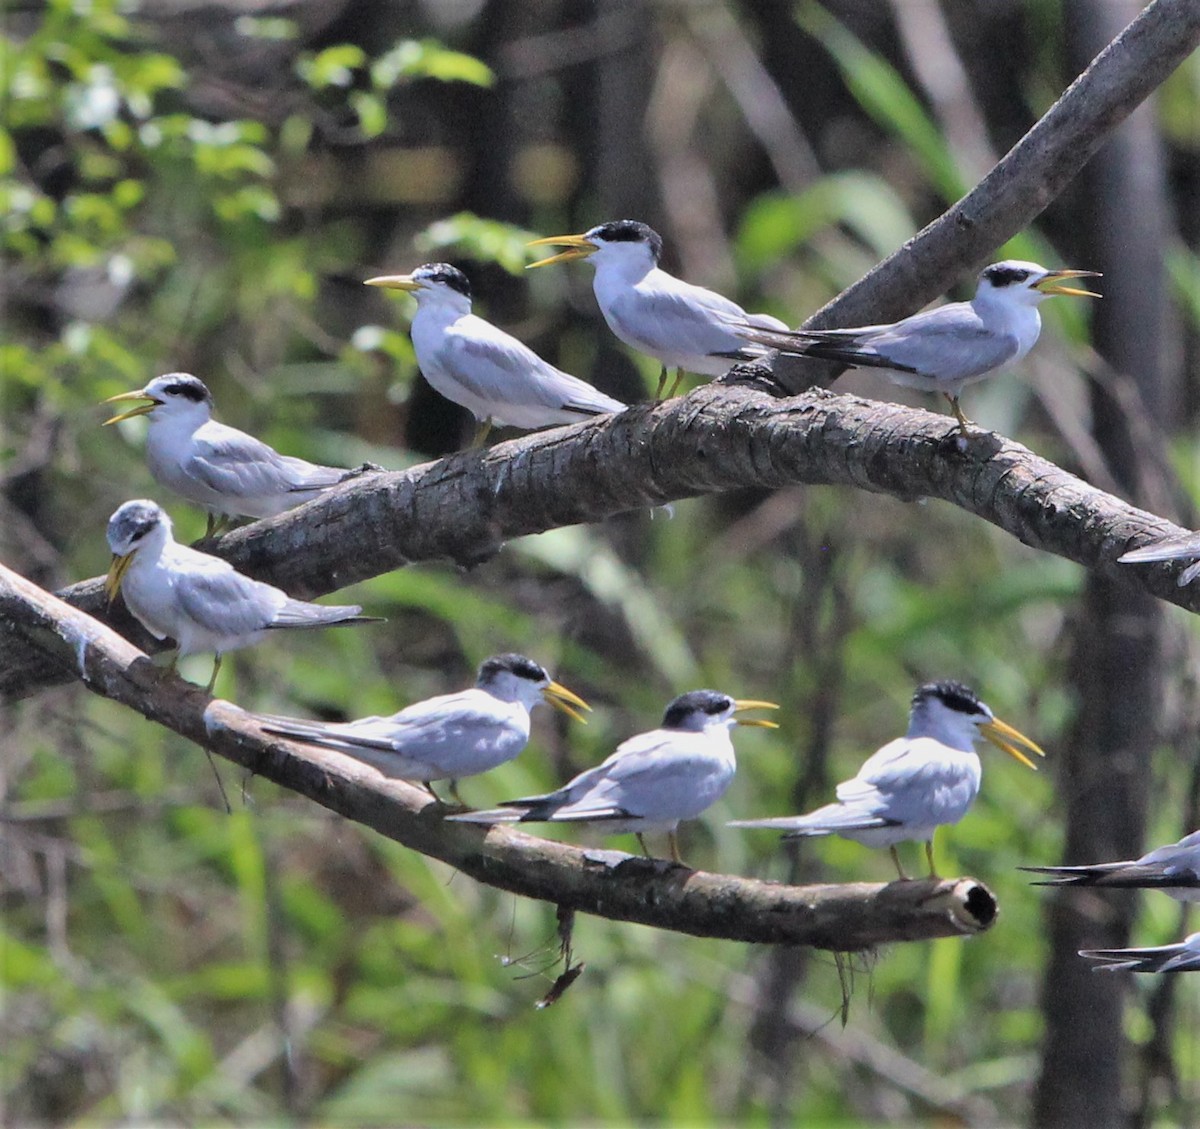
[
  {"left": 104, "top": 552, "right": 134, "bottom": 603},
  {"left": 364, "top": 274, "right": 424, "bottom": 292},
  {"left": 1034, "top": 268, "right": 1102, "bottom": 299},
  {"left": 526, "top": 233, "right": 599, "bottom": 270},
  {"left": 543, "top": 680, "right": 592, "bottom": 724},
  {"left": 102, "top": 388, "right": 158, "bottom": 426},
  {"left": 733, "top": 699, "right": 781, "bottom": 729},
  {"left": 981, "top": 716, "right": 1046, "bottom": 770}
]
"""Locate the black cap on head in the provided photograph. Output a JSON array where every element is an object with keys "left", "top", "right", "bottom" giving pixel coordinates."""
[
  {"left": 479, "top": 653, "right": 549, "bottom": 684},
  {"left": 980, "top": 263, "right": 1035, "bottom": 289},
  {"left": 588, "top": 220, "right": 663, "bottom": 263},
  {"left": 913, "top": 680, "right": 985, "bottom": 716},
  {"left": 415, "top": 262, "right": 472, "bottom": 298},
  {"left": 661, "top": 689, "right": 735, "bottom": 728}
]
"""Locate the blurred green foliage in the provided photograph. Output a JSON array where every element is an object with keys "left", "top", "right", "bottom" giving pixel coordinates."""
[{"left": 3, "top": 1, "right": 1199, "bottom": 1124}]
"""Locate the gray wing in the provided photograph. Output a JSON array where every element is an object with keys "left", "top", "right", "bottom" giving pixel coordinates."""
[
  {"left": 741, "top": 307, "right": 1020, "bottom": 381},
  {"left": 534, "top": 732, "right": 727, "bottom": 822},
  {"left": 188, "top": 424, "right": 345, "bottom": 499},
  {"left": 449, "top": 319, "right": 624, "bottom": 416},
  {"left": 174, "top": 564, "right": 287, "bottom": 635},
  {"left": 260, "top": 691, "right": 514, "bottom": 778},
  {"left": 607, "top": 282, "right": 762, "bottom": 360}
]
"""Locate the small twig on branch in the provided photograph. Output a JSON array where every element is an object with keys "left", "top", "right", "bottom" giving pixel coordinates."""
[
  {"left": 770, "top": 0, "right": 1200, "bottom": 390},
  {"left": 0, "top": 561, "right": 1000, "bottom": 951},
  {"left": 3, "top": 382, "right": 1194, "bottom": 703}
]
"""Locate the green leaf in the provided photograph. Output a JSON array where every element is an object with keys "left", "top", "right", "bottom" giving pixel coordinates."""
[{"left": 371, "top": 39, "right": 494, "bottom": 89}]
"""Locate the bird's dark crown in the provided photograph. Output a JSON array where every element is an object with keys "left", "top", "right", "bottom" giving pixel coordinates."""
[
  {"left": 156, "top": 373, "right": 213, "bottom": 404},
  {"left": 480, "top": 653, "right": 548, "bottom": 683},
  {"left": 981, "top": 263, "right": 1035, "bottom": 288},
  {"left": 415, "top": 262, "right": 472, "bottom": 298},
  {"left": 914, "top": 680, "right": 984, "bottom": 716},
  {"left": 589, "top": 220, "right": 663, "bottom": 261},
  {"left": 662, "top": 689, "right": 735, "bottom": 727}
]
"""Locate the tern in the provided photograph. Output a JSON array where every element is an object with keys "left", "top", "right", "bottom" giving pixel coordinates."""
[
  {"left": 1021, "top": 830, "right": 1200, "bottom": 903},
  {"left": 365, "top": 263, "right": 626, "bottom": 444},
  {"left": 104, "top": 373, "right": 369, "bottom": 537},
  {"left": 258, "top": 653, "right": 590, "bottom": 802},
  {"left": 527, "top": 219, "right": 787, "bottom": 399},
  {"left": 734, "top": 260, "right": 1100, "bottom": 434},
  {"left": 729, "top": 681, "right": 1044, "bottom": 878},
  {"left": 1119, "top": 536, "right": 1200, "bottom": 587},
  {"left": 105, "top": 499, "right": 377, "bottom": 691},
  {"left": 449, "top": 689, "right": 779, "bottom": 862},
  {"left": 1080, "top": 932, "right": 1200, "bottom": 973}
]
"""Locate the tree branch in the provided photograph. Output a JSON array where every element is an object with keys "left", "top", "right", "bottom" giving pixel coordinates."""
[
  {"left": 0, "top": 561, "right": 1000, "bottom": 950},
  {"left": 770, "top": 0, "right": 1200, "bottom": 389},
  {"left": 3, "top": 382, "right": 1194, "bottom": 702}
]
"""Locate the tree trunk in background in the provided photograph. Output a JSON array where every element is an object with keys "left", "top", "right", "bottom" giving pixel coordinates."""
[{"left": 1033, "top": 2, "right": 1171, "bottom": 1125}]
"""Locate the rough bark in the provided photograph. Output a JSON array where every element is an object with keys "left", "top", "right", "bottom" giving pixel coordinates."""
[
  {"left": 0, "top": 561, "right": 999, "bottom": 950},
  {"left": 3, "top": 381, "right": 1197, "bottom": 703}
]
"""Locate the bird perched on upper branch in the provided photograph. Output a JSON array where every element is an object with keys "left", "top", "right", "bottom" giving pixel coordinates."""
[
  {"left": 733, "top": 260, "right": 1100, "bottom": 434},
  {"left": 449, "top": 689, "right": 779, "bottom": 863},
  {"left": 104, "top": 499, "right": 377, "bottom": 691},
  {"left": 366, "top": 262, "right": 626, "bottom": 445},
  {"left": 258, "top": 653, "right": 590, "bottom": 803},
  {"left": 729, "top": 681, "right": 1044, "bottom": 878},
  {"left": 527, "top": 219, "right": 787, "bottom": 399},
  {"left": 103, "top": 372, "right": 371, "bottom": 537}
]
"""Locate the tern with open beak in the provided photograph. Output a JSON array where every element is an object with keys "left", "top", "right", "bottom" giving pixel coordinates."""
[
  {"left": 103, "top": 373, "right": 370, "bottom": 537},
  {"left": 449, "top": 690, "right": 779, "bottom": 863},
  {"left": 734, "top": 260, "right": 1100, "bottom": 434},
  {"left": 527, "top": 219, "right": 787, "bottom": 399},
  {"left": 730, "top": 681, "right": 1044, "bottom": 878}
]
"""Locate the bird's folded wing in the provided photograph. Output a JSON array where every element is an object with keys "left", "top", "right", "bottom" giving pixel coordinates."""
[
  {"left": 175, "top": 568, "right": 285, "bottom": 634},
  {"left": 862, "top": 316, "right": 1019, "bottom": 380},
  {"left": 187, "top": 430, "right": 336, "bottom": 498}
]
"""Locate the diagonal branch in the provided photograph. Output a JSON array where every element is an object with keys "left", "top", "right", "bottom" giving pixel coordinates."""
[
  {"left": 0, "top": 561, "right": 999, "bottom": 950},
  {"left": 770, "top": 0, "right": 1200, "bottom": 389},
  {"left": 3, "top": 382, "right": 1194, "bottom": 702}
]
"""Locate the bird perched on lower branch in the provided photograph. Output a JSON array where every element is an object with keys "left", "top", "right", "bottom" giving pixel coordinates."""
[
  {"left": 733, "top": 260, "right": 1100, "bottom": 434},
  {"left": 104, "top": 499, "right": 378, "bottom": 691},
  {"left": 449, "top": 689, "right": 779, "bottom": 863},
  {"left": 257, "top": 653, "right": 590, "bottom": 803},
  {"left": 729, "top": 681, "right": 1043, "bottom": 879},
  {"left": 366, "top": 262, "right": 626, "bottom": 446}
]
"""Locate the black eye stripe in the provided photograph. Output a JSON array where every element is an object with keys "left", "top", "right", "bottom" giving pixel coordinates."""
[{"left": 589, "top": 220, "right": 663, "bottom": 262}]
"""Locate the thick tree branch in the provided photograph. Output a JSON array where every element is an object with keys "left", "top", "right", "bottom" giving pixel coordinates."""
[
  {"left": 770, "top": 0, "right": 1200, "bottom": 389},
  {"left": 3, "top": 382, "right": 1195, "bottom": 701},
  {"left": 0, "top": 562, "right": 998, "bottom": 950}
]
